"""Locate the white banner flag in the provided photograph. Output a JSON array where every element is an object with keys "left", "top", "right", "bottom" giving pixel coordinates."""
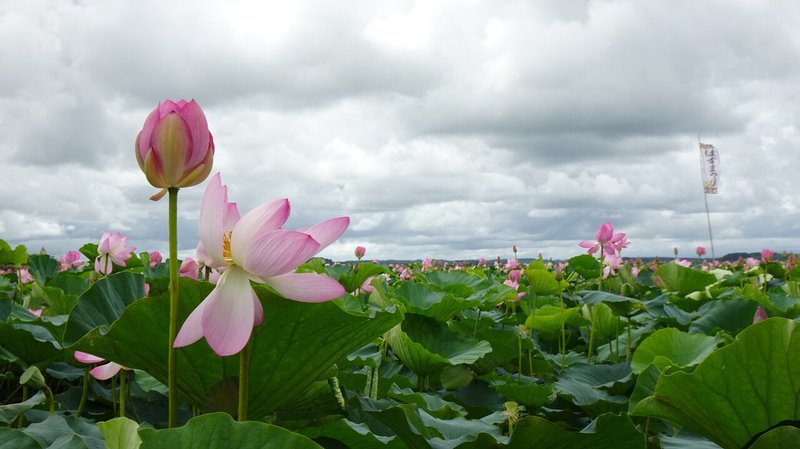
[{"left": 700, "top": 143, "right": 719, "bottom": 194}]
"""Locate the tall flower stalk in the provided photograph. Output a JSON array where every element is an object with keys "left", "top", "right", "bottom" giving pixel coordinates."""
[
  {"left": 136, "top": 99, "right": 215, "bottom": 427},
  {"left": 167, "top": 187, "right": 179, "bottom": 425}
]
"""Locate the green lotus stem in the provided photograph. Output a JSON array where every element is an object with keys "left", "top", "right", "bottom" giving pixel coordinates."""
[
  {"left": 517, "top": 333, "right": 523, "bottom": 381},
  {"left": 77, "top": 370, "right": 89, "bottom": 417},
  {"left": 587, "top": 305, "right": 597, "bottom": 364},
  {"left": 111, "top": 375, "right": 117, "bottom": 416},
  {"left": 16, "top": 385, "right": 27, "bottom": 428},
  {"left": 168, "top": 187, "right": 179, "bottom": 427},
  {"left": 528, "top": 349, "right": 533, "bottom": 377},
  {"left": 42, "top": 385, "right": 55, "bottom": 414},
  {"left": 238, "top": 338, "right": 251, "bottom": 421},
  {"left": 119, "top": 371, "right": 127, "bottom": 418},
  {"left": 613, "top": 319, "right": 620, "bottom": 363},
  {"left": 626, "top": 316, "right": 633, "bottom": 362}
]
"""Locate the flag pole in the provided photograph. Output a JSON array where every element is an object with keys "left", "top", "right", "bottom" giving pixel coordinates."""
[{"left": 697, "top": 135, "right": 716, "bottom": 260}]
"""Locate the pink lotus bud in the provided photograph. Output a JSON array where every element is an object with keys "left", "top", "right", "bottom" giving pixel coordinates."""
[
  {"left": 761, "top": 249, "right": 774, "bottom": 262},
  {"left": 354, "top": 246, "right": 366, "bottom": 259},
  {"left": 148, "top": 251, "right": 162, "bottom": 267},
  {"left": 508, "top": 269, "right": 522, "bottom": 283},
  {"left": 135, "top": 99, "right": 215, "bottom": 201},
  {"left": 753, "top": 305, "right": 768, "bottom": 323},
  {"left": 696, "top": 246, "right": 706, "bottom": 257}
]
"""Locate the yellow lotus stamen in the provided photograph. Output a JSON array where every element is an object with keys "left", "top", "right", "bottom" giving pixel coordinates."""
[{"left": 222, "top": 231, "right": 234, "bottom": 265}]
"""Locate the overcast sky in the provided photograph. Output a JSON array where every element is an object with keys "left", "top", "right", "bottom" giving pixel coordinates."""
[{"left": 2, "top": 0, "right": 799, "bottom": 263}]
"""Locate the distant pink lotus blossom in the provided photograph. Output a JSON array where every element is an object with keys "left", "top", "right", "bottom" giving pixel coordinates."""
[
  {"left": 675, "top": 259, "right": 693, "bottom": 268},
  {"left": 149, "top": 251, "right": 163, "bottom": 267},
  {"left": 761, "top": 249, "right": 774, "bottom": 263},
  {"left": 506, "top": 258, "right": 519, "bottom": 270},
  {"left": 94, "top": 232, "right": 135, "bottom": 275},
  {"left": 59, "top": 251, "right": 84, "bottom": 271},
  {"left": 743, "top": 257, "right": 760, "bottom": 271},
  {"left": 174, "top": 173, "right": 348, "bottom": 356},
  {"left": 696, "top": 246, "right": 707, "bottom": 257},
  {"left": 631, "top": 266, "right": 641, "bottom": 278},
  {"left": 17, "top": 268, "right": 34, "bottom": 284},
  {"left": 478, "top": 257, "right": 486, "bottom": 266},
  {"left": 74, "top": 351, "right": 128, "bottom": 380},
  {"left": 422, "top": 258, "right": 433, "bottom": 270},
  {"left": 579, "top": 222, "right": 626, "bottom": 256},
  {"left": 753, "top": 305, "right": 768, "bottom": 323}
]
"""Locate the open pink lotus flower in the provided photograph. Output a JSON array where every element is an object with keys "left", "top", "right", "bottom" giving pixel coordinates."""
[
  {"left": 579, "top": 222, "right": 626, "bottom": 256},
  {"left": 174, "top": 173, "right": 349, "bottom": 356},
  {"left": 94, "top": 232, "right": 135, "bottom": 275}
]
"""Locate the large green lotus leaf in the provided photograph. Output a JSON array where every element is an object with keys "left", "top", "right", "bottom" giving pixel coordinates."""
[
  {"left": 659, "top": 432, "right": 722, "bottom": 449},
  {"left": 0, "top": 322, "right": 62, "bottom": 366},
  {"left": 581, "top": 303, "right": 624, "bottom": 343},
  {"left": 0, "top": 239, "right": 28, "bottom": 266},
  {"left": 27, "top": 254, "right": 59, "bottom": 286},
  {"left": 139, "top": 412, "right": 322, "bottom": 448},
  {"left": 630, "top": 328, "right": 718, "bottom": 374},
  {"left": 567, "top": 254, "right": 602, "bottom": 280},
  {"left": 554, "top": 364, "right": 630, "bottom": 415},
  {"left": 23, "top": 414, "right": 104, "bottom": 448},
  {"left": 631, "top": 318, "right": 800, "bottom": 449},
  {"left": 388, "top": 385, "right": 468, "bottom": 419},
  {"left": 300, "top": 418, "right": 403, "bottom": 448},
  {"left": 46, "top": 272, "right": 90, "bottom": 297},
  {"left": 579, "top": 291, "right": 641, "bottom": 317},
  {"left": 628, "top": 364, "right": 661, "bottom": 412},
  {"left": 386, "top": 314, "right": 492, "bottom": 377},
  {"left": 525, "top": 268, "right": 561, "bottom": 296},
  {"left": 748, "top": 426, "right": 800, "bottom": 449},
  {"left": 0, "top": 391, "right": 46, "bottom": 424},
  {"left": 449, "top": 316, "right": 534, "bottom": 370},
  {"left": 525, "top": 305, "right": 583, "bottom": 335},
  {"left": 483, "top": 372, "right": 556, "bottom": 408},
  {"left": 62, "top": 272, "right": 145, "bottom": 346},
  {"left": 655, "top": 262, "right": 717, "bottom": 297},
  {"left": 75, "top": 278, "right": 402, "bottom": 419},
  {"left": 97, "top": 417, "right": 141, "bottom": 449},
  {"left": 394, "top": 283, "right": 479, "bottom": 321},
  {"left": 688, "top": 300, "right": 759, "bottom": 335},
  {"left": 508, "top": 413, "right": 644, "bottom": 449},
  {"left": 644, "top": 294, "right": 695, "bottom": 327},
  {"left": 362, "top": 400, "right": 507, "bottom": 449},
  {"left": 31, "top": 283, "right": 77, "bottom": 317},
  {"left": 0, "top": 428, "right": 41, "bottom": 449},
  {"left": 424, "top": 271, "right": 487, "bottom": 296}
]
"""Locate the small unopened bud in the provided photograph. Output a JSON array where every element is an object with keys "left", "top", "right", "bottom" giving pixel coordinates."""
[
  {"left": 20, "top": 366, "right": 46, "bottom": 390},
  {"left": 354, "top": 246, "right": 366, "bottom": 259},
  {"left": 753, "top": 305, "right": 768, "bottom": 323}
]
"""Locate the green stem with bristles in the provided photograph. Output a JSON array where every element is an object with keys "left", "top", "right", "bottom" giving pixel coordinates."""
[{"left": 168, "top": 187, "right": 180, "bottom": 427}]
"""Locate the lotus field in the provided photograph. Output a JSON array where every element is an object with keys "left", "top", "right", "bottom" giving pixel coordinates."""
[{"left": 2, "top": 100, "right": 800, "bottom": 448}]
